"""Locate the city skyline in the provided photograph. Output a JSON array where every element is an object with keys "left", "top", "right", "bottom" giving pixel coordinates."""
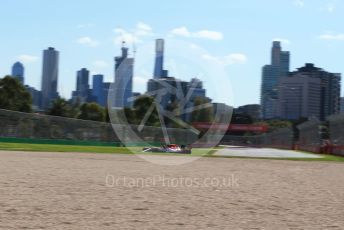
[
  {"left": 1, "top": 0, "right": 344, "bottom": 107},
  {"left": 2, "top": 38, "right": 342, "bottom": 113}
]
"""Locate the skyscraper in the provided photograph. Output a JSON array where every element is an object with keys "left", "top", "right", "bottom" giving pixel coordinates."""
[
  {"left": 11, "top": 62, "right": 24, "bottom": 84},
  {"left": 279, "top": 63, "right": 341, "bottom": 121},
  {"left": 113, "top": 46, "right": 134, "bottom": 108},
  {"left": 153, "top": 39, "right": 168, "bottom": 79},
  {"left": 71, "top": 68, "right": 90, "bottom": 103},
  {"left": 260, "top": 41, "right": 290, "bottom": 119},
  {"left": 92, "top": 74, "right": 105, "bottom": 106},
  {"left": 103, "top": 82, "right": 112, "bottom": 107},
  {"left": 271, "top": 41, "right": 281, "bottom": 66},
  {"left": 341, "top": 97, "right": 344, "bottom": 114},
  {"left": 41, "top": 47, "right": 59, "bottom": 109},
  {"left": 77, "top": 68, "right": 89, "bottom": 90},
  {"left": 278, "top": 74, "right": 321, "bottom": 120}
]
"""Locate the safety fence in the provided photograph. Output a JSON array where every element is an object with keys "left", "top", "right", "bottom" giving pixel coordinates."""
[
  {"left": 220, "top": 134, "right": 263, "bottom": 147},
  {"left": 261, "top": 128, "right": 294, "bottom": 149},
  {"left": 0, "top": 109, "right": 197, "bottom": 147},
  {"left": 220, "top": 127, "right": 294, "bottom": 150},
  {"left": 328, "top": 114, "right": 344, "bottom": 156},
  {"left": 0, "top": 109, "right": 117, "bottom": 143},
  {"left": 297, "top": 120, "right": 322, "bottom": 153},
  {"left": 1, "top": 108, "right": 344, "bottom": 155}
]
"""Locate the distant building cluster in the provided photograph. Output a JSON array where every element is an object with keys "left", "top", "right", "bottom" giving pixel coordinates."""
[
  {"left": 260, "top": 41, "right": 341, "bottom": 121},
  {"left": 8, "top": 48, "right": 61, "bottom": 111},
  {"left": 5, "top": 39, "right": 342, "bottom": 122},
  {"left": 6, "top": 45, "right": 134, "bottom": 110},
  {"left": 6, "top": 39, "right": 217, "bottom": 122},
  {"left": 146, "top": 39, "right": 210, "bottom": 122}
]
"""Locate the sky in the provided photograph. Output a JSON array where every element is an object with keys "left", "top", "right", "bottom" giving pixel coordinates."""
[{"left": 0, "top": 0, "right": 343, "bottom": 107}]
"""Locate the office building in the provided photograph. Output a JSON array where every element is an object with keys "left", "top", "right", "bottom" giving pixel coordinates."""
[
  {"left": 92, "top": 74, "right": 105, "bottom": 106},
  {"left": 147, "top": 40, "right": 210, "bottom": 122},
  {"left": 279, "top": 63, "right": 341, "bottom": 120},
  {"left": 103, "top": 82, "right": 112, "bottom": 107},
  {"left": 147, "top": 77, "right": 188, "bottom": 110},
  {"left": 147, "top": 77, "right": 208, "bottom": 122},
  {"left": 278, "top": 75, "right": 321, "bottom": 120},
  {"left": 71, "top": 68, "right": 91, "bottom": 103},
  {"left": 260, "top": 41, "right": 290, "bottom": 119},
  {"left": 11, "top": 62, "right": 24, "bottom": 84},
  {"left": 341, "top": 97, "right": 344, "bottom": 113},
  {"left": 153, "top": 39, "right": 168, "bottom": 79},
  {"left": 113, "top": 46, "right": 134, "bottom": 108},
  {"left": 188, "top": 78, "right": 206, "bottom": 99},
  {"left": 41, "top": 47, "right": 59, "bottom": 109}
]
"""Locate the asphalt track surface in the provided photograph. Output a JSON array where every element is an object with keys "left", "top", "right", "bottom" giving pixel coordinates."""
[{"left": 215, "top": 146, "right": 323, "bottom": 158}]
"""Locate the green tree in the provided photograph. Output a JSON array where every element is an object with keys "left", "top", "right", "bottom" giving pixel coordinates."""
[
  {"left": 191, "top": 97, "right": 213, "bottom": 123},
  {"left": 68, "top": 100, "right": 82, "bottom": 118},
  {"left": 133, "top": 96, "right": 159, "bottom": 126},
  {"left": 78, "top": 103, "right": 105, "bottom": 122},
  {"left": 105, "top": 107, "right": 110, "bottom": 123},
  {"left": 256, "top": 120, "right": 292, "bottom": 132},
  {"left": 48, "top": 98, "right": 72, "bottom": 117},
  {"left": 0, "top": 76, "right": 32, "bottom": 112},
  {"left": 123, "top": 107, "right": 136, "bottom": 124},
  {"left": 231, "top": 113, "right": 254, "bottom": 124}
]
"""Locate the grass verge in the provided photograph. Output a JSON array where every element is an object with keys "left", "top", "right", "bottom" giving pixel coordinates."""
[
  {"left": 0, "top": 142, "right": 133, "bottom": 154},
  {"left": 0, "top": 142, "right": 215, "bottom": 156},
  {"left": 0, "top": 142, "right": 343, "bottom": 162}
]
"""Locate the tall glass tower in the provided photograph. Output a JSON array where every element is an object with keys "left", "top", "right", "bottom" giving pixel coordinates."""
[
  {"left": 114, "top": 46, "right": 134, "bottom": 108},
  {"left": 92, "top": 74, "right": 105, "bottom": 106},
  {"left": 11, "top": 62, "right": 24, "bottom": 84},
  {"left": 153, "top": 39, "right": 165, "bottom": 79},
  {"left": 41, "top": 47, "right": 59, "bottom": 109},
  {"left": 260, "top": 41, "right": 290, "bottom": 119},
  {"left": 76, "top": 68, "right": 89, "bottom": 93}
]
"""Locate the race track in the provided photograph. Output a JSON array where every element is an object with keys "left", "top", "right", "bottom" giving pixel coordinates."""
[
  {"left": 216, "top": 146, "right": 323, "bottom": 158},
  {"left": 0, "top": 150, "right": 343, "bottom": 229}
]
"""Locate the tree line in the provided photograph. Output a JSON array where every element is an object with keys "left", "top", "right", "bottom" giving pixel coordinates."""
[
  {"left": 0, "top": 75, "right": 304, "bottom": 132},
  {"left": 0, "top": 75, "right": 214, "bottom": 126}
]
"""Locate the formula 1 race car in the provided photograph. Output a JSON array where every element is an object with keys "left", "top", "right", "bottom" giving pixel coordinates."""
[{"left": 142, "top": 144, "right": 192, "bottom": 154}]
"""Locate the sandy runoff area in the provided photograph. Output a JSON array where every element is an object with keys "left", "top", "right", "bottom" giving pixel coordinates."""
[{"left": 0, "top": 150, "right": 343, "bottom": 229}]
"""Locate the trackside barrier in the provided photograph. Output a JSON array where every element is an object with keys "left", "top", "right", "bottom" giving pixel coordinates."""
[
  {"left": 0, "top": 109, "right": 117, "bottom": 142},
  {"left": 0, "top": 109, "right": 197, "bottom": 146},
  {"left": 262, "top": 128, "right": 294, "bottom": 149},
  {"left": 2, "top": 108, "right": 344, "bottom": 155},
  {"left": 220, "top": 134, "right": 263, "bottom": 147},
  {"left": 328, "top": 114, "right": 344, "bottom": 156},
  {"left": 297, "top": 120, "right": 322, "bottom": 153},
  {"left": 220, "top": 127, "right": 294, "bottom": 149}
]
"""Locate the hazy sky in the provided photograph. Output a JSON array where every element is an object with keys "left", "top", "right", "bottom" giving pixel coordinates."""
[{"left": 0, "top": 0, "right": 343, "bottom": 107}]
